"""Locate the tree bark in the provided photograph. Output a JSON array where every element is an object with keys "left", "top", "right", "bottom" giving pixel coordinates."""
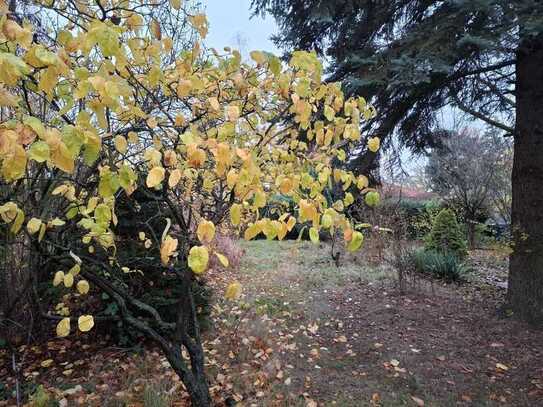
[
  {"left": 507, "top": 33, "right": 543, "bottom": 325},
  {"left": 170, "top": 268, "right": 212, "bottom": 407}
]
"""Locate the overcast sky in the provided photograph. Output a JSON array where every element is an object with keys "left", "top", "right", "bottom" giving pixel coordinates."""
[{"left": 204, "top": 0, "right": 280, "bottom": 58}]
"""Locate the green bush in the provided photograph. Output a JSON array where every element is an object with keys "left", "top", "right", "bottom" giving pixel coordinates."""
[
  {"left": 411, "top": 249, "right": 471, "bottom": 282},
  {"left": 384, "top": 198, "right": 442, "bottom": 239},
  {"left": 424, "top": 208, "right": 467, "bottom": 258}
]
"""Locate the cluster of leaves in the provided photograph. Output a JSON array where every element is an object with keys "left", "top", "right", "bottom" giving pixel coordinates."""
[{"left": 0, "top": 2, "right": 380, "bottom": 400}]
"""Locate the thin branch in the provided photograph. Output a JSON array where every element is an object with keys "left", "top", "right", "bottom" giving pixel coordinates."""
[{"left": 450, "top": 92, "right": 514, "bottom": 135}]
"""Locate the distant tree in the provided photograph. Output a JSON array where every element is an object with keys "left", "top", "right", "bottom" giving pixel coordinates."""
[
  {"left": 252, "top": 0, "right": 543, "bottom": 324},
  {"left": 425, "top": 129, "right": 512, "bottom": 247},
  {"left": 490, "top": 144, "right": 514, "bottom": 225}
]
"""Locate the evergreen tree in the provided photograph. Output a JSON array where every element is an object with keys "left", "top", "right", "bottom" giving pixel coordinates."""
[
  {"left": 425, "top": 209, "right": 467, "bottom": 258},
  {"left": 252, "top": 0, "right": 543, "bottom": 324}
]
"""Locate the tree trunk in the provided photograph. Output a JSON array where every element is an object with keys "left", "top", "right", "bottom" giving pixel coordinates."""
[
  {"left": 507, "top": 33, "right": 543, "bottom": 325},
  {"left": 169, "top": 269, "right": 212, "bottom": 406},
  {"left": 166, "top": 350, "right": 211, "bottom": 407}
]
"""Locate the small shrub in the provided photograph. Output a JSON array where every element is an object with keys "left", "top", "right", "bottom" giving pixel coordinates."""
[
  {"left": 425, "top": 208, "right": 467, "bottom": 258},
  {"left": 408, "top": 200, "right": 443, "bottom": 239},
  {"left": 208, "top": 234, "right": 245, "bottom": 271},
  {"left": 411, "top": 249, "right": 471, "bottom": 282}
]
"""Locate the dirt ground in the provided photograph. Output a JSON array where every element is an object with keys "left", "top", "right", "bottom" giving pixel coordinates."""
[{"left": 1, "top": 240, "right": 542, "bottom": 406}]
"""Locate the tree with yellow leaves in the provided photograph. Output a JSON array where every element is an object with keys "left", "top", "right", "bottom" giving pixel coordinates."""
[{"left": 0, "top": 1, "right": 379, "bottom": 404}]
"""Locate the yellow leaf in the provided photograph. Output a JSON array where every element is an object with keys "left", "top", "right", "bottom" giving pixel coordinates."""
[
  {"left": 176, "top": 79, "right": 192, "bottom": 97},
  {"left": 347, "top": 231, "right": 364, "bottom": 252},
  {"left": 367, "top": 137, "right": 380, "bottom": 153},
  {"left": 344, "top": 192, "right": 354, "bottom": 206},
  {"left": 197, "top": 220, "right": 215, "bottom": 243},
  {"left": 226, "top": 105, "right": 239, "bottom": 121},
  {"left": 68, "top": 264, "right": 80, "bottom": 276},
  {"left": 226, "top": 169, "right": 238, "bottom": 188},
  {"left": 52, "top": 184, "right": 68, "bottom": 195},
  {"left": 49, "top": 138, "right": 75, "bottom": 174},
  {"left": 324, "top": 105, "right": 335, "bottom": 121},
  {"left": 26, "top": 217, "right": 42, "bottom": 235},
  {"left": 253, "top": 190, "right": 266, "bottom": 208},
  {"left": 114, "top": 135, "right": 128, "bottom": 154},
  {"left": 146, "top": 167, "right": 165, "bottom": 188},
  {"left": 244, "top": 223, "right": 261, "bottom": 240},
  {"left": 186, "top": 143, "right": 206, "bottom": 167},
  {"left": 76, "top": 280, "right": 89, "bottom": 295},
  {"left": 0, "top": 85, "right": 19, "bottom": 106},
  {"left": 279, "top": 177, "right": 293, "bottom": 194},
  {"left": 160, "top": 235, "right": 178, "bottom": 265},
  {"left": 40, "top": 359, "right": 54, "bottom": 368},
  {"left": 0, "top": 202, "right": 18, "bottom": 223},
  {"left": 150, "top": 18, "right": 162, "bottom": 40},
  {"left": 299, "top": 199, "right": 317, "bottom": 223},
  {"left": 138, "top": 231, "right": 146, "bottom": 241},
  {"left": 188, "top": 14, "right": 208, "bottom": 38},
  {"left": 277, "top": 222, "right": 288, "bottom": 240},
  {"left": 309, "top": 227, "right": 319, "bottom": 244},
  {"left": 38, "top": 223, "right": 46, "bottom": 242},
  {"left": 188, "top": 245, "right": 209, "bottom": 274},
  {"left": 175, "top": 114, "right": 185, "bottom": 126},
  {"left": 164, "top": 150, "right": 178, "bottom": 167},
  {"left": 10, "top": 209, "right": 24, "bottom": 234},
  {"left": 63, "top": 273, "right": 74, "bottom": 288},
  {"left": 215, "top": 252, "right": 229, "bottom": 268},
  {"left": 2, "top": 144, "right": 26, "bottom": 181},
  {"left": 321, "top": 213, "right": 333, "bottom": 229},
  {"left": 170, "top": 0, "right": 182, "bottom": 10},
  {"left": 28, "top": 141, "right": 50, "bottom": 163},
  {"left": 357, "top": 175, "right": 369, "bottom": 190},
  {"left": 168, "top": 168, "right": 182, "bottom": 188},
  {"left": 225, "top": 281, "right": 242, "bottom": 300},
  {"left": 56, "top": 317, "right": 70, "bottom": 337},
  {"left": 53, "top": 271, "right": 64, "bottom": 287},
  {"left": 213, "top": 142, "right": 231, "bottom": 173},
  {"left": 333, "top": 200, "right": 344, "bottom": 212},
  {"left": 286, "top": 216, "right": 296, "bottom": 232},
  {"left": 208, "top": 96, "right": 220, "bottom": 111},
  {"left": 251, "top": 50, "right": 268, "bottom": 65},
  {"left": 230, "top": 203, "right": 241, "bottom": 226},
  {"left": 365, "top": 191, "right": 380, "bottom": 207},
  {"left": 49, "top": 218, "right": 65, "bottom": 227},
  {"left": 78, "top": 315, "right": 94, "bottom": 332}
]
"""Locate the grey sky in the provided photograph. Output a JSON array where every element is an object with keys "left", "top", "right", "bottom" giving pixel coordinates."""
[{"left": 204, "top": 0, "right": 280, "bottom": 58}]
